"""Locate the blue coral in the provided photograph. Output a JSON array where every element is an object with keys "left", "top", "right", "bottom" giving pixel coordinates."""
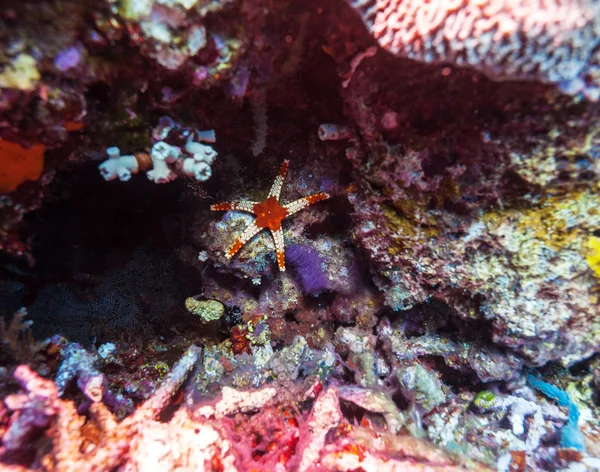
[{"left": 527, "top": 373, "right": 585, "bottom": 451}]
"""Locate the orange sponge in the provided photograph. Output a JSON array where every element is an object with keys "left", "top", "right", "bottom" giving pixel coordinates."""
[{"left": 0, "top": 139, "right": 45, "bottom": 194}]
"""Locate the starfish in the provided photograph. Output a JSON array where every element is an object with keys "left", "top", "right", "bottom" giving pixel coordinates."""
[{"left": 211, "top": 160, "right": 329, "bottom": 271}]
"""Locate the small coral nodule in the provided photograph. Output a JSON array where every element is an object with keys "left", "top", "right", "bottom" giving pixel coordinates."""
[
  {"left": 211, "top": 160, "right": 329, "bottom": 271},
  {"left": 185, "top": 297, "right": 225, "bottom": 323},
  {"left": 318, "top": 124, "right": 353, "bottom": 141}
]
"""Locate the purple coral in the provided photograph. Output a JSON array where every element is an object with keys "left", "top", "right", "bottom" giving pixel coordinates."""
[
  {"left": 54, "top": 45, "right": 82, "bottom": 72},
  {"left": 286, "top": 244, "right": 329, "bottom": 295},
  {"left": 2, "top": 365, "right": 60, "bottom": 454}
]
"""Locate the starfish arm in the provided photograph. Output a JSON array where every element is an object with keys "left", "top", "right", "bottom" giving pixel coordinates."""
[
  {"left": 270, "top": 228, "right": 286, "bottom": 271},
  {"left": 267, "top": 160, "right": 289, "bottom": 200},
  {"left": 283, "top": 192, "right": 330, "bottom": 216},
  {"left": 211, "top": 201, "right": 258, "bottom": 213},
  {"left": 226, "top": 222, "right": 263, "bottom": 259}
]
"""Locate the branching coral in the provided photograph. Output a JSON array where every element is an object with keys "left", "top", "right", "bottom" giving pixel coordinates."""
[
  {"left": 2, "top": 364, "right": 61, "bottom": 454},
  {"left": 0, "top": 345, "right": 202, "bottom": 469},
  {"left": 0, "top": 342, "right": 492, "bottom": 471},
  {"left": 0, "top": 309, "right": 42, "bottom": 366},
  {"left": 474, "top": 390, "right": 565, "bottom": 453},
  {"left": 378, "top": 319, "right": 523, "bottom": 383}
]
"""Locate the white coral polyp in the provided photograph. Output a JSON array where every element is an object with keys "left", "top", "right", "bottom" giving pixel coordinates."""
[
  {"left": 99, "top": 129, "right": 217, "bottom": 184},
  {"left": 182, "top": 158, "right": 212, "bottom": 181},
  {"left": 185, "top": 140, "right": 217, "bottom": 165},
  {"left": 151, "top": 141, "right": 181, "bottom": 163},
  {"left": 98, "top": 147, "right": 139, "bottom": 182},
  {"left": 147, "top": 159, "right": 177, "bottom": 184},
  {"left": 146, "top": 141, "right": 181, "bottom": 183}
]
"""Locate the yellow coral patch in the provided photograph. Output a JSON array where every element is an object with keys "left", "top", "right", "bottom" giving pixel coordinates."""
[
  {"left": 586, "top": 236, "right": 600, "bottom": 278},
  {"left": 0, "top": 54, "right": 40, "bottom": 91},
  {"left": 483, "top": 190, "right": 600, "bottom": 254},
  {"left": 382, "top": 202, "right": 440, "bottom": 256}
]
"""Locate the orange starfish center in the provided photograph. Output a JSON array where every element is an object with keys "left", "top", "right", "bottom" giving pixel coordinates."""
[{"left": 253, "top": 196, "right": 288, "bottom": 231}]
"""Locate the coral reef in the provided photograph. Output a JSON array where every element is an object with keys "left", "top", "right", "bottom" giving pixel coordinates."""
[
  {"left": 329, "top": 12, "right": 600, "bottom": 366},
  {"left": 2, "top": 326, "right": 598, "bottom": 470},
  {"left": 0, "top": 347, "right": 494, "bottom": 471},
  {"left": 1, "top": 0, "right": 600, "bottom": 470}
]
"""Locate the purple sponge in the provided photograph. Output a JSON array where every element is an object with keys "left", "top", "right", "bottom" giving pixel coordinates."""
[{"left": 286, "top": 244, "right": 329, "bottom": 295}]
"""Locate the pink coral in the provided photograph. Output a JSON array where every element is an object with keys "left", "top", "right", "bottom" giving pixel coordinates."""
[
  {"left": 347, "top": 0, "right": 600, "bottom": 98},
  {"left": 0, "top": 346, "right": 490, "bottom": 471},
  {"left": 2, "top": 366, "right": 60, "bottom": 452}
]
